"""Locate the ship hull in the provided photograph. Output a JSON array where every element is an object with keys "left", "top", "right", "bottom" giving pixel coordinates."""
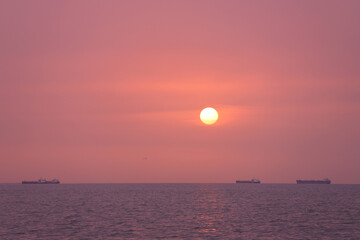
[
  {"left": 22, "top": 181, "right": 60, "bottom": 184},
  {"left": 236, "top": 181, "right": 260, "bottom": 184},
  {"left": 296, "top": 180, "right": 331, "bottom": 184}
]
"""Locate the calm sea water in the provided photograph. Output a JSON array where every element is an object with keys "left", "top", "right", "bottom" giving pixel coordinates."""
[{"left": 0, "top": 183, "right": 359, "bottom": 239}]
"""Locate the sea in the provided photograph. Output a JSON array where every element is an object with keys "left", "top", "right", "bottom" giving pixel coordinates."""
[{"left": 0, "top": 183, "right": 359, "bottom": 239}]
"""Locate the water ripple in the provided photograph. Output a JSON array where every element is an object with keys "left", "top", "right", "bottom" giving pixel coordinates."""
[{"left": 0, "top": 183, "right": 359, "bottom": 239}]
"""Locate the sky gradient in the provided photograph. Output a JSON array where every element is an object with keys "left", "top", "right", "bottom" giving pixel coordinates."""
[{"left": 1, "top": 0, "right": 360, "bottom": 183}]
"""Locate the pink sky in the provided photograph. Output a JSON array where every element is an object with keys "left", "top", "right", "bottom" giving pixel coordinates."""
[{"left": 1, "top": 1, "right": 359, "bottom": 183}]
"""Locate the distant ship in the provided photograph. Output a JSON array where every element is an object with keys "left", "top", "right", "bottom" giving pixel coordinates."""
[
  {"left": 22, "top": 179, "right": 60, "bottom": 184},
  {"left": 236, "top": 179, "right": 261, "bottom": 184},
  {"left": 296, "top": 178, "right": 331, "bottom": 184}
]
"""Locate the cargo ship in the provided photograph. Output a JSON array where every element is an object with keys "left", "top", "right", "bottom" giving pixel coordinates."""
[
  {"left": 22, "top": 179, "right": 60, "bottom": 184},
  {"left": 296, "top": 178, "right": 331, "bottom": 184},
  {"left": 236, "top": 179, "right": 261, "bottom": 184}
]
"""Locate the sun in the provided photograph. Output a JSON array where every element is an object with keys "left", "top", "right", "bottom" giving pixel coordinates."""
[{"left": 200, "top": 107, "right": 218, "bottom": 125}]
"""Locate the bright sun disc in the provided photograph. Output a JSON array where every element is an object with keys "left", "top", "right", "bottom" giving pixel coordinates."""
[{"left": 200, "top": 107, "right": 218, "bottom": 125}]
